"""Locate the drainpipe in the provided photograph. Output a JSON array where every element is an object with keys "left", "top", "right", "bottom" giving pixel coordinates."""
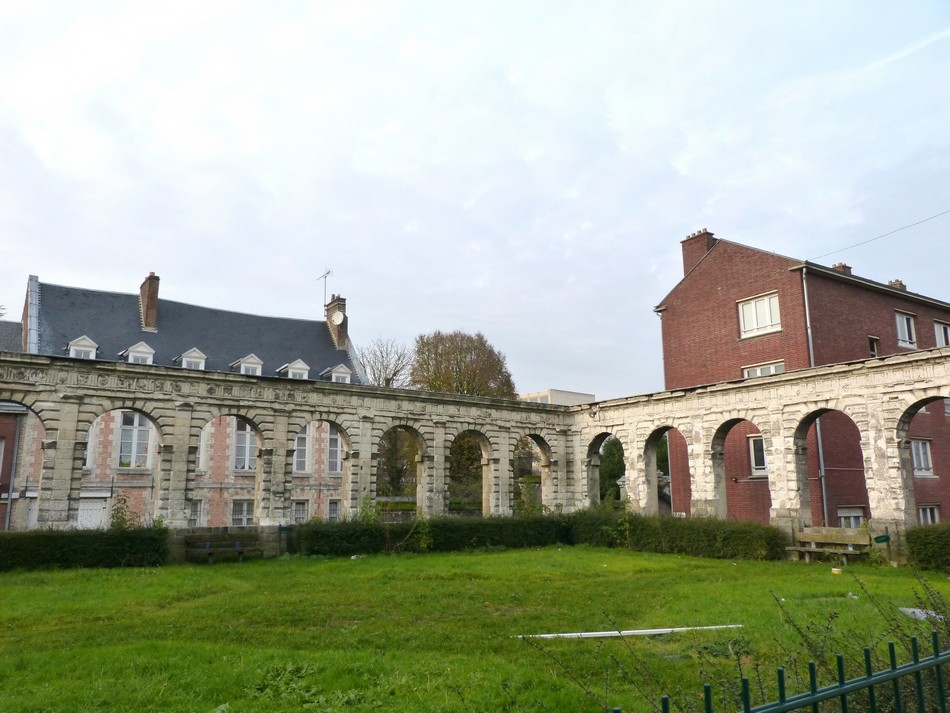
[
  {"left": 4, "top": 414, "right": 22, "bottom": 530},
  {"left": 801, "top": 267, "right": 829, "bottom": 526}
]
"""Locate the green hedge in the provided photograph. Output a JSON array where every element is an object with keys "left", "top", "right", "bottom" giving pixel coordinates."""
[
  {"left": 0, "top": 528, "right": 169, "bottom": 571},
  {"left": 297, "top": 510, "right": 787, "bottom": 561},
  {"left": 906, "top": 522, "right": 950, "bottom": 572}
]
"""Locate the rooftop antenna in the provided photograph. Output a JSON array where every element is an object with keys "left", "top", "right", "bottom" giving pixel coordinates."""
[{"left": 317, "top": 269, "right": 332, "bottom": 306}]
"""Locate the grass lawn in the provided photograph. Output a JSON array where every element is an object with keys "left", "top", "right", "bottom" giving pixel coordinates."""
[{"left": 1, "top": 546, "right": 947, "bottom": 712}]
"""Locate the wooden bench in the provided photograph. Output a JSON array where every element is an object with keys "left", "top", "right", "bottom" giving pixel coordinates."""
[
  {"left": 786, "top": 527, "right": 871, "bottom": 565},
  {"left": 184, "top": 533, "right": 264, "bottom": 564}
]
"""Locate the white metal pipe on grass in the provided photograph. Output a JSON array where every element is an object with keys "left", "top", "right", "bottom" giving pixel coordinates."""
[{"left": 519, "top": 624, "right": 743, "bottom": 640}]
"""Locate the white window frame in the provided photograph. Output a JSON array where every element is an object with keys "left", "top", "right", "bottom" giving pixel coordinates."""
[
  {"left": 293, "top": 431, "right": 308, "bottom": 473},
  {"left": 234, "top": 419, "right": 257, "bottom": 471},
  {"left": 68, "top": 335, "right": 98, "bottom": 360},
  {"left": 119, "top": 411, "right": 150, "bottom": 468},
  {"left": 123, "top": 341, "right": 155, "bottom": 365},
  {"left": 742, "top": 361, "right": 785, "bottom": 379},
  {"left": 278, "top": 359, "right": 310, "bottom": 380},
  {"left": 868, "top": 336, "right": 879, "bottom": 357},
  {"left": 292, "top": 500, "right": 309, "bottom": 524},
  {"left": 738, "top": 292, "right": 781, "bottom": 338},
  {"left": 936, "top": 322, "right": 950, "bottom": 348},
  {"left": 231, "top": 354, "right": 263, "bottom": 376},
  {"left": 231, "top": 500, "right": 254, "bottom": 526},
  {"left": 188, "top": 500, "right": 202, "bottom": 528},
  {"left": 321, "top": 364, "right": 352, "bottom": 384},
  {"left": 919, "top": 505, "right": 940, "bottom": 525},
  {"left": 748, "top": 435, "right": 767, "bottom": 477},
  {"left": 328, "top": 425, "right": 342, "bottom": 473},
  {"left": 328, "top": 500, "right": 340, "bottom": 522},
  {"left": 911, "top": 438, "right": 934, "bottom": 477},
  {"left": 838, "top": 506, "right": 865, "bottom": 529},
  {"left": 179, "top": 348, "right": 207, "bottom": 371},
  {"left": 896, "top": 311, "right": 917, "bottom": 348}
]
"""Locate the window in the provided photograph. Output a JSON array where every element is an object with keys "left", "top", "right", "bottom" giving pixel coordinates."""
[
  {"left": 231, "top": 354, "right": 263, "bottom": 376},
  {"left": 328, "top": 425, "right": 342, "bottom": 473},
  {"left": 293, "top": 500, "right": 309, "bottom": 524},
  {"left": 748, "top": 435, "right": 767, "bottom": 477},
  {"left": 868, "top": 337, "right": 879, "bottom": 357},
  {"left": 232, "top": 500, "right": 253, "bottom": 526},
  {"left": 738, "top": 293, "right": 781, "bottom": 337},
  {"left": 119, "top": 411, "right": 149, "bottom": 468},
  {"left": 243, "top": 364, "right": 260, "bottom": 376},
  {"left": 178, "top": 348, "right": 207, "bottom": 370},
  {"left": 321, "top": 364, "right": 352, "bottom": 383},
  {"left": 185, "top": 359, "right": 204, "bottom": 370},
  {"left": 919, "top": 505, "right": 940, "bottom": 525},
  {"left": 234, "top": 420, "right": 257, "bottom": 471},
  {"left": 911, "top": 439, "right": 934, "bottom": 476},
  {"left": 838, "top": 506, "right": 865, "bottom": 529},
  {"left": 68, "top": 335, "right": 98, "bottom": 359},
  {"left": 278, "top": 359, "right": 310, "bottom": 380},
  {"left": 333, "top": 374, "right": 349, "bottom": 383},
  {"left": 936, "top": 322, "right": 950, "bottom": 348},
  {"left": 328, "top": 500, "right": 340, "bottom": 522},
  {"left": 123, "top": 341, "right": 154, "bottom": 365},
  {"left": 188, "top": 500, "right": 201, "bottom": 528},
  {"left": 896, "top": 312, "right": 917, "bottom": 348},
  {"left": 293, "top": 432, "right": 308, "bottom": 473},
  {"left": 195, "top": 432, "right": 202, "bottom": 470},
  {"left": 77, "top": 498, "right": 109, "bottom": 529},
  {"left": 743, "top": 361, "right": 785, "bottom": 379}
]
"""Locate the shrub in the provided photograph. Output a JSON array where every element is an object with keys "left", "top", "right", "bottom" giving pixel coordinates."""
[
  {"left": 0, "top": 527, "right": 169, "bottom": 571},
  {"left": 906, "top": 522, "right": 950, "bottom": 571}
]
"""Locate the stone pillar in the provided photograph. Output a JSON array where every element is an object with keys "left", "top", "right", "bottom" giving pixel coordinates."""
[
  {"left": 348, "top": 414, "right": 374, "bottom": 517},
  {"left": 158, "top": 402, "right": 195, "bottom": 528},
  {"left": 493, "top": 427, "right": 512, "bottom": 516},
  {"left": 423, "top": 420, "right": 448, "bottom": 517},
  {"left": 258, "top": 412, "right": 290, "bottom": 526},
  {"left": 37, "top": 395, "right": 82, "bottom": 527},
  {"left": 769, "top": 414, "right": 812, "bottom": 534},
  {"left": 690, "top": 423, "right": 724, "bottom": 518}
]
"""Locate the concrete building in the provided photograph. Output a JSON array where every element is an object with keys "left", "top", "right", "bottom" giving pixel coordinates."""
[
  {"left": 520, "top": 389, "right": 596, "bottom": 406},
  {"left": 655, "top": 230, "right": 950, "bottom": 527}
]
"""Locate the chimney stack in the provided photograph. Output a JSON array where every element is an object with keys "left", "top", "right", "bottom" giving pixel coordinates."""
[
  {"left": 139, "top": 272, "right": 160, "bottom": 331},
  {"left": 832, "top": 262, "right": 852, "bottom": 275},
  {"left": 681, "top": 229, "right": 718, "bottom": 275},
  {"left": 325, "top": 294, "right": 348, "bottom": 348},
  {"left": 888, "top": 279, "right": 907, "bottom": 291}
]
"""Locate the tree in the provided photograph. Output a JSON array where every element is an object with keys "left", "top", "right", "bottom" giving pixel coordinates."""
[
  {"left": 410, "top": 330, "right": 516, "bottom": 398},
  {"left": 599, "top": 436, "right": 625, "bottom": 502},
  {"left": 358, "top": 338, "right": 414, "bottom": 388}
]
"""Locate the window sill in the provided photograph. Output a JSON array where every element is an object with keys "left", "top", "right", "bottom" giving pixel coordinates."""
[{"left": 914, "top": 473, "right": 938, "bottom": 479}]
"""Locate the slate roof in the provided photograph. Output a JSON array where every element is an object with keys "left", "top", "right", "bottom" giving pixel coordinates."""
[
  {"left": 0, "top": 321, "right": 21, "bottom": 352},
  {"left": 32, "top": 282, "right": 361, "bottom": 382}
]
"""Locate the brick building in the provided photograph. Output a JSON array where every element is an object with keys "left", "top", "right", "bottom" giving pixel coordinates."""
[
  {"left": 0, "top": 273, "right": 364, "bottom": 529},
  {"left": 655, "top": 230, "right": 950, "bottom": 527}
]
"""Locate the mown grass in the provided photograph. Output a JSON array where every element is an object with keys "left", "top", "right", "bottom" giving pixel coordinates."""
[{"left": 0, "top": 547, "right": 946, "bottom": 712}]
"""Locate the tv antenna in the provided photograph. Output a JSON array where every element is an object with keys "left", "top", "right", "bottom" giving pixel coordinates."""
[{"left": 317, "top": 269, "right": 332, "bottom": 306}]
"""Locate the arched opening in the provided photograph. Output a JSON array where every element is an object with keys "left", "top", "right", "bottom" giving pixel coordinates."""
[
  {"left": 192, "top": 414, "right": 262, "bottom": 527},
  {"left": 0, "top": 400, "right": 44, "bottom": 530},
  {"left": 644, "top": 427, "right": 689, "bottom": 516},
  {"left": 711, "top": 418, "right": 771, "bottom": 524},
  {"left": 796, "top": 409, "right": 866, "bottom": 528},
  {"left": 448, "top": 430, "right": 491, "bottom": 517},
  {"left": 898, "top": 396, "right": 950, "bottom": 527},
  {"left": 288, "top": 419, "right": 350, "bottom": 525},
  {"left": 375, "top": 425, "right": 422, "bottom": 522},
  {"left": 586, "top": 432, "right": 624, "bottom": 507},
  {"left": 512, "top": 435, "right": 551, "bottom": 515},
  {"left": 81, "top": 407, "right": 162, "bottom": 529}
]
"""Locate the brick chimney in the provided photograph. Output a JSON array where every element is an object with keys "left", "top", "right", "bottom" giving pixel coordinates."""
[
  {"left": 681, "top": 229, "right": 718, "bottom": 275},
  {"left": 139, "top": 272, "right": 160, "bottom": 331},
  {"left": 325, "top": 294, "right": 348, "bottom": 348},
  {"left": 888, "top": 279, "right": 907, "bottom": 291},
  {"left": 832, "top": 262, "right": 852, "bottom": 275}
]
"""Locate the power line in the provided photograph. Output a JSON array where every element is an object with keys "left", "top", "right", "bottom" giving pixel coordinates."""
[{"left": 810, "top": 208, "right": 950, "bottom": 261}]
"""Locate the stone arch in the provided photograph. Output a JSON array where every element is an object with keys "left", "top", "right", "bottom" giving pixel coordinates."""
[
  {"left": 642, "top": 425, "right": 691, "bottom": 517},
  {"left": 375, "top": 423, "right": 426, "bottom": 521},
  {"left": 896, "top": 393, "right": 950, "bottom": 527},
  {"left": 447, "top": 428, "right": 492, "bottom": 517},
  {"left": 585, "top": 431, "right": 628, "bottom": 507},
  {"left": 511, "top": 432, "right": 553, "bottom": 514},
  {"left": 286, "top": 415, "right": 354, "bottom": 524},
  {"left": 709, "top": 416, "right": 771, "bottom": 523},
  {"left": 0, "top": 400, "right": 45, "bottom": 530},
  {"left": 793, "top": 407, "right": 867, "bottom": 529}
]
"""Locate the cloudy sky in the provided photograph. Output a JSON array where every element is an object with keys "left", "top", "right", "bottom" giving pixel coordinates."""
[{"left": 1, "top": 1, "right": 948, "bottom": 400}]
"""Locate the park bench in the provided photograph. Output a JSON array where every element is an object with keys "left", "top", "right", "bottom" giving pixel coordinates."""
[
  {"left": 786, "top": 526, "right": 871, "bottom": 565},
  {"left": 184, "top": 532, "right": 264, "bottom": 564}
]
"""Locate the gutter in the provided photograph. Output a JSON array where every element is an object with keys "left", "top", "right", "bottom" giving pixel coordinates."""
[{"left": 4, "top": 412, "right": 22, "bottom": 530}]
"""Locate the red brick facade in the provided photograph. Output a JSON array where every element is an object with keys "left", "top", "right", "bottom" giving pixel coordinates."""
[{"left": 658, "top": 232, "right": 950, "bottom": 527}]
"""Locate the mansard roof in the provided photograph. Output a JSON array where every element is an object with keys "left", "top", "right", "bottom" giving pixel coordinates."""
[
  {"left": 0, "top": 321, "right": 21, "bottom": 352},
  {"left": 30, "top": 281, "right": 362, "bottom": 383}
]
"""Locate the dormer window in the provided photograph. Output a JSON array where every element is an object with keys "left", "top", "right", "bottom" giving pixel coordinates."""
[
  {"left": 176, "top": 348, "right": 207, "bottom": 371},
  {"left": 320, "top": 364, "right": 352, "bottom": 384},
  {"left": 121, "top": 341, "right": 155, "bottom": 365},
  {"left": 231, "top": 354, "right": 263, "bottom": 376},
  {"left": 277, "top": 359, "right": 310, "bottom": 380},
  {"left": 68, "top": 336, "right": 98, "bottom": 360}
]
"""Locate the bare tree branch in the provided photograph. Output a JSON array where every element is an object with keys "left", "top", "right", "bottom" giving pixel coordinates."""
[{"left": 358, "top": 338, "right": 414, "bottom": 388}]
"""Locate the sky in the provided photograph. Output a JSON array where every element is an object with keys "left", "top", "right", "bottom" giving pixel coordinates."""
[{"left": 1, "top": 1, "right": 949, "bottom": 401}]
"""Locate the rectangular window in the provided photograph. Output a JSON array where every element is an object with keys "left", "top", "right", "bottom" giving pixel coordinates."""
[
  {"left": 328, "top": 426, "right": 342, "bottom": 473},
  {"left": 738, "top": 293, "right": 781, "bottom": 337},
  {"left": 184, "top": 359, "right": 204, "bottom": 370},
  {"left": 73, "top": 348, "right": 93, "bottom": 359},
  {"left": 896, "top": 312, "right": 917, "bottom": 348},
  {"left": 195, "top": 432, "right": 202, "bottom": 470},
  {"left": 293, "top": 433, "right": 308, "bottom": 473},
  {"left": 231, "top": 500, "right": 253, "bottom": 526},
  {"left": 838, "top": 507, "right": 865, "bottom": 529},
  {"left": 241, "top": 364, "right": 260, "bottom": 376},
  {"left": 131, "top": 355, "right": 151, "bottom": 364},
  {"left": 188, "top": 500, "right": 201, "bottom": 528},
  {"left": 293, "top": 500, "right": 308, "bottom": 524},
  {"left": 936, "top": 322, "right": 950, "bottom": 348},
  {"left": 919, "top": 505, "right": 940, "bottom": 525},
  {"left": 289, "top": 370, "right": 307, "bottom": 379},
  {"left": 911, "top": 439, "right": 934, "bottom": 476},
  {"left": 868, "top": 337, "right": 879, "bottom": 357},
  {"left": 119, "top": 411, "right": 149, "bottom": 468},
  {"left": 743, "top": 361, "right": 785, "bottom": 379},
  {"left": 234, "top": 420, "right": 257, "bottom": 471},
  {"left": 333, "top": 374, "right": 349, "bottom": 383},
  {"left": 328, "top": 500, "right": 340, "bottom": 522},
  {"left": 748, "top": 435, "right": 767, "bottom": 477}
]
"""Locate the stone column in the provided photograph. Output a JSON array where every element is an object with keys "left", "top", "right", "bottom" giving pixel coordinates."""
[
  {"left": 258, "top": 412, "right": 290, "bottom": 525},
  {"left": 158, "top": 402, "right": 195, "bottom": 528},
  {"left": 37, "top": 394, "right": 83, "bottom": 528}
]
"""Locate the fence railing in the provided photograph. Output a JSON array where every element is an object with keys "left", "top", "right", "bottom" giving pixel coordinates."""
[{"left": 635, "top": 631, "right": 950, "bottom": 713}]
